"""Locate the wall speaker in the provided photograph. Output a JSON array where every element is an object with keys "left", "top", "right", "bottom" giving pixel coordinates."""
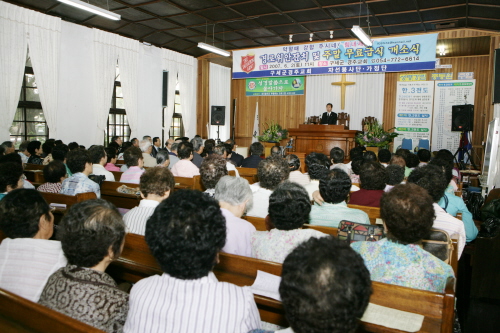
[
  {"left": 493, "top": 49, "right": 500, "bottom": 104},
  {"left": 451, "top": 104, "right": 474, "bottom": 131},
  {"left": 211, "top": 106, "right": 225, "bottom": 125}
]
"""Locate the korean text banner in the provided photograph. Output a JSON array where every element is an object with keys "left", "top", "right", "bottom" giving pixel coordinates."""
[
  {"left": 232, "top": 34, "right": 438, "bottom": 79},
  {"left": 246, "top": 76, "right": 304, "bottom": 96}
]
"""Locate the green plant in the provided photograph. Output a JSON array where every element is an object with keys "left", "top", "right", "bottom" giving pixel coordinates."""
[
  {"left": 257, "top": 121, "right": 288, "bottom": 142},
  {"left": 355, "top": 121, "right": 399, "bottom": 148}
]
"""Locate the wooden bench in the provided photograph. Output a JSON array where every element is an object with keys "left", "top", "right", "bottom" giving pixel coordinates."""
[
  {"left": 347, "top": 204, "right": 381, "bottom": 225},
  {"left": 174, "top": 175, "right": 203, "bottom": 191},
  {"left": 100, "top": 181, "right": 141, "bottom": 210},
  {"left": 236, "top": 167, "right": 258, "bottom": 184},
  {"left": 108, "top": 234, "right": 455, "bottom": 333},
  {"left": 40, "top": 192, "right": 97, "bottom": 207},
  {"left": 24, "top": 170, "right": 45, "bottom": 187},
  {"left": 110, "top": 171, "right": 122, "bottom": 181},
  {"left": 0, "top": 288, "right": 104, "bottom": 332},
  {"left": 23, "top": 163, "right": 44, "bottom": 171}
]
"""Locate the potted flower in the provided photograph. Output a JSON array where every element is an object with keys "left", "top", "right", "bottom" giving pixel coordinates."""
[
  {"left": 257, "top": 121, "right": 288, "bottom": 143},
  {"left": 355, "top": 121, "right": 399, "bottom": 150}
]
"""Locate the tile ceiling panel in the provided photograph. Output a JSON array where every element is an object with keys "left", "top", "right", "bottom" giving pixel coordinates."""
[
  {"left": 140, "top": 2, "right": 186, "bottom": 16},
  {"left": 139, "top": 19, "right": 181, "bottom": 30},
  {"left": 254, "top": 14, "right": 293, "bottom": 26},
  {"left": 368, "top": 1, "right": 416, "bottom": 14},
  {"left": 142, "top": 32, "right": 177, "bottom": 46},
  {"left": 287, "top": 9, "right": 331, "bottom": 22},
  {"left": 83, "top": 15, "right": 129, "bottom": 30},
  {"left": 239, "top": 27, "right": 277, "bottom": 38},
  {"left": 302, "top": 20, "right": 342, "bottom": 32},
  {"left": 230, "top": 2, "right": 277, "bottom": 16},
  {"left": 254, "top": 36, "right": 287, "bottom": 45},
  {"left": 116, "top": 23, "right": 155, "bottom": 39},
  {"left": 197, "top": 7, "right": 244, "bottom": 22},
  {"left": 169, "top": 0, "right": 219, "bottom": 11},
  {"left": 168, "top": 14, "right": 209, "bottom": 26},
  {"left": 377, "top": 12, "right": 421, "bottom": 26},
  {"left": 420, "top": 7, "right": 467, "bottom": 22},
  {"left": 114, "top": 8, "right": 155, "bottom": 21},
  {"left": 268, "top": 0, "right": 317, "bottom": 11},
  {"left": 418, "top": 0, "right": 466, "bottom": 10},
  {"left": 271, "top": 24, "right": 309, "bottom": 35}
]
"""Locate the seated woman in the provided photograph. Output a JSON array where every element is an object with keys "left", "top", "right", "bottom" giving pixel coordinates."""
[
  {"left": 0, "top": 189, "right": 66, "bottom": 302},
  {"left": 104, "top": 147, "right": 121, "bottom": 172},
  {"left": 155, "top": 149, "right": 170, "bottom": 168},
  {"left": 120, "top": 147, "right": 145, "bottom": 184},
  {"left": 349, "top": 161, "right": 388, "bottom": 207},
  {"left": 309, "top": 169, "right": 369, "bottom": 227},
  {"left": 251, "top": 182, "right": 326, "bottom": 264},
  {"left": 27, "top": 141, "right": 43, "bottom": 165},
  {"left": 200, "top": 154, "right": 228, "bottom": 197},
  {"left": 351, "top": 183, "right": 455, "bottom": 292},
  {"left": 286, "top": 154, "right": 310, "bottom": 186},
  {"left": 0, "top": 162, "right": 24, "bottom": 200},
  {"left": 170, "top": 142, "right": 200, "bottom": 178},
  {"left": 38, "top": 160, "right": 67, "bottom": 193},
  {"left": 39, "top": 199, "right": 128, "bottom": 333}
]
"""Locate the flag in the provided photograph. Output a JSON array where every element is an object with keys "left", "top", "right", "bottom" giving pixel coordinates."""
[{"left": 252, "top": 102, "right": 259, "bottom": 143}]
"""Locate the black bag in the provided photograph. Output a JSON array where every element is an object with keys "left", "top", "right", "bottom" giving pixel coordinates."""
[
  {"left": 88, "top": 174, "right": 106, "bottom": 186},
  {"left": 421, "top": 229, "right": 453, "bottom": 264},
  {"left": 480, "top": 198, "right": 500, "bottom": 221},
  {"left": 463, "top": 191, "right": 484, "bottom": 220},
  {"left": 478, "top": 217, "right": 500, "bottom": 238}
]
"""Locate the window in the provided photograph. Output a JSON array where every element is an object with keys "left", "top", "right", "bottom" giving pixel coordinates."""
[
  {"left": 106, "top": 65, "right": 130, "bottom": 145},
  {"left": 10, "top": 56, "right": 48, "bottom": 148},
  {"left": 164, "top": 80, "right": 184, "bottom": 141}
]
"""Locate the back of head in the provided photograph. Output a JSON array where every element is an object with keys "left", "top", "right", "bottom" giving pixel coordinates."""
[
  {"left": 19, "top": 140, "right": 29, "bottom": 152},
  {"left": 191, "top": 137, "right": 203, "bottom": 152},
  {"left": 329, "top": 147, "right": 345, "bottom": 164},
  {"left": 105, "top": 147, "right": 117, "bottom": 163},
  {"left": 305, "top": 152, "right": 330, "bottom": 169},
  {"left": 145, "top": 190, "right": 226, "bottom": 279},
  {"left": 406, "top": 153, "right": 420, "bottom": 168},
  {"left": 140, "top": 167, "right": 175, "bottom": 197},
  {"left": 43, "top": 160, "right": 67, "bottom": 183},
  {"left": 250, "top": 142, "right": 264, "bottom": 156},
  {"left": 435, "top": 149, "right": 454, "bottom": 162},
  {"left": 121, "top": 141, "right": 133, "bottom": 152},
  {"left": 359, "top": 161, "right": 388, "bottom": 190},
  {"left": 41, "top": 141, "right": 53, "bottom": 156},
  {"left": 319, "top": 169, "right": 351, "bottom": 204},
  {"left": 258, "top": 156, "right": 290, "bottom": 190},
  {"left": 308, "top": 163, "right": 329, "bottom": 181},
  {"left": 1, "top": 141, "right": 13, "bottom": 150},
  {"left": 215, "top": 175, "right": 253, "bottom": 209},
  {"left": 213, "top": 144, "right": 228, "bottom": 157},
  {"left": 386, "top": 165, "right": 404, "bottom": 185},
  {"left": 225, "top": 139, "right": 235, "bottom": 150},
  {"left": 200, "top": 155, "right": 228, "bottom": 190},
  {"left": 52, "top": 144, "right": 69, "bottom": 162},
  {"left": 0, "top": 162, "right": 23, "bottom": 192},
  {"left": 68, "top": 142, "right": 79, "bottom": 151},
  {"left": 170, "top": 142, "right": 179, "bottom": 152},
  {"left": 27, "top": 140, "right": 41, "bottom": 156},
  {"left": 429, "top": 157, "right": 454, "bottom": 184},
  {"left": 280, "top": 237, "right": 371, "bottom": 333},
  {"left": 88, "top": 145, "right": 105, "bottom": 164},
  {"left": 0, "top": 152, "right": 22, "bottom": 166},
  {"left": 139, "top": 139, "right": 152, "bottom": 153},
  {"left": 269, "top": 182, "right": 311, "bottom": 230},
  {"left": 381, "top": 183, "right": 435, "bottom": 244},
  {"left": 123, "top": 146, "right": 143, "bottom": 167},
  {"left": 0, "top": 189, "right": 50, "bottom": 238},
  {"left": 66, "top": 149, "right": 91, "bottom": 174},
  {"left": 60, "top": 199, "right": 125, "bottom": 267},
  {"left": 285, "top": 154, "right": 300, "bottom": 171},
  {"left": 349, "top": 146, "right": 365, "bottom": 161},
  {"left": 363, "top": 151, "right": 377, "bottom": 162},
  {"left": 407, "top": 164, "right": 448, "bottom": 202},
  {"left": 156, "top": 149, "right": 170, "bottom": 165},
  {"left": 177, "top": 142, "right": 193, "bottom": 159},
  {"left": 351, "top": 159, "right": 363, "bottom": 175},
  {"left": 270, "top": 146, "right": 281, "bottom": 156},
  {"left": 389, "top": 154, "right": 406, "bottom": 168},
  {"left": 417, "top": 149, "right": 431, "bottom": 163},
  {"left": 378, "top": 148, "right": 391, "bottom": 163}
]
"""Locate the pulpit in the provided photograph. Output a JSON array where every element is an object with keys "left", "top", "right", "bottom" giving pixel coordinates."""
[{"left": 288, "top": 124, "right": 359, "bottom": 160}]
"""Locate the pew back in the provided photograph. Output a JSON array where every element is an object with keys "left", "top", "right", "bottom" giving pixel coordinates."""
[
  {"left": 174, "top": 175, "right": 203, "bottom": 191},
  {"left": 23, "top": 163, "right": 44, "bottom": 171},
  {"left": 236, "top": 167, "right": 258, "bottom": 184},
  {"left": 347, "top": 204, "right": 381, "bottom": 225},
  {"left": 100, "top": 181, "right": 141, "bottom": 209}
]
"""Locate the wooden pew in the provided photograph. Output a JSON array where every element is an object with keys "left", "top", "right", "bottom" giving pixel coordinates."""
[
  {"left": 24, "top": 170, "right": 44, "bottom": 187},
  {"left": 236, "top": 167, "right": 258, "bottom": 184},
  {"left": 110, "top": 171, "right": 122, "bottom": 181},
  {"left": 0, "top": 288, "right": 104, "bottom": 333},
  {"left": 23, "top": 163, "right": 44, "bottom": 171},
  {"left": 100, "top": 181, "right": 141, "bottom": 210},
  {"left": 243, "top": 216, "right": 267, "bottom": 231},
  {"left": 40, "top": 192, "right": 97, "bottom": 208},
  {"left": 174, "top": 175, "right": 203, "bottom": 191},
  {"left": 347, "top": 204, "right": 381, "bottom": 225}
]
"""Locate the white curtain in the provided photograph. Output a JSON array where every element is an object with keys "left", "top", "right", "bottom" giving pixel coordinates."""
[
  {"left": 305, "top": 73, "right": 385, "bottom": 131},
  {"left": 0, "top": 1, "right": 27, "bottom": 140},
  {"left": 209, "top": 63, "right": 231, "bottom": 140},
  {"left": 161, "top": 49, "right": 179, "bottom": 138},
  {"left": 177, "top": 56, "right": 198, "bottom": 138},
  {"left": 26, "top": 9, "right": 61, "bottom": 138}
]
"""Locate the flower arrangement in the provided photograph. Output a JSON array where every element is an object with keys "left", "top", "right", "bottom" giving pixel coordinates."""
[
  {"left": 355, "top": 121, "right": 399, "bottom": 148},
  {"left": 257, "top": 121, "right": 288, "bottom": 142}
]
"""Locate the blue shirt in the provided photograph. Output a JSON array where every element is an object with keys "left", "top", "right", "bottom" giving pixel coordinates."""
[
  {"left": 309, "top": 201, "right": 370, "bottom": 228},
  {"left": 438, "top": 190, "right": 478, "bottom": 242},
  {"left": 60, "top": 173, "right": 100, "bottom": 198}
]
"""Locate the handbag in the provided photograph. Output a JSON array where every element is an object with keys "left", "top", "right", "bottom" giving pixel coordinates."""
[
  {"left": 337, "top": 220, "right": 385, "bottom": 244},
  {"left": 88, "top": 174, "right": 106, "bottom": 186},
  {"left": 421, "top": 228, "right": 453, "bottom": 264}
]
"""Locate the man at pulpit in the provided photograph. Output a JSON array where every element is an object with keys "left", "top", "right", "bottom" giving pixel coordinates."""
[{"left": 320, "top": 103, "right": 337, "bottom": 125}]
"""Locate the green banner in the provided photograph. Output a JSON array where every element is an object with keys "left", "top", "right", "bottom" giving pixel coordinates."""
[
  {"left": 396, "top": 127, "right": 429, "bottom": 132},
  {"left": 246, "top": 76, "right": 304, "bottom": 96}
]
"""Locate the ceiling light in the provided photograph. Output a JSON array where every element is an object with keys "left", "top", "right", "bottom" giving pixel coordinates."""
[
  {"left": 309, "top": 33, "right": 313, "bottom": 42},
  {"left": 289, "top": 34, "right": 293, "bottom": 43},
  {"left": 351, "top": 25, "right": 372, "bottom": 46},
  {"left": 197, "top": 42, "right": 231, "bottom": 57},
  {"left": 330, "top": 31, "right": 334, "bottom": 39},
  {"left": 438, "top": 45, "right": 447, "bottom": 56},
  {"left": 57, "top": 0, "right": 120, "bottom": 20}
]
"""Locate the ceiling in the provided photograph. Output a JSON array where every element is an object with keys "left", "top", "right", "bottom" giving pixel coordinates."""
[{"left": 5, "top": 0, "right": 500, "bottom": 58}]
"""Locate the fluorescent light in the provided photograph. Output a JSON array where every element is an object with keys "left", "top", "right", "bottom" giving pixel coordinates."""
[
  {"left": 351, "top": 25, "right": 372, "bottom": 47},
  {"left": 197, "top": 42, "right": 231, "bottom": 57},
  {"left": 57, "top": 0, "right": 121, "bottom": 21}
]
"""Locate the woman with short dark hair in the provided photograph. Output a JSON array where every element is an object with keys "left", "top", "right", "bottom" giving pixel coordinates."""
[
  {"left": 39, "top": 199, "right": 128, "bottom": 333},
  {"left": 27, "top": 140, "right": 43, "bottom": 165},
  {"left": 38, "top": 160, "right": 67, "bottom": 193},
  {"left": 349, "top": 161, "right": 388, "bottom": 207}
]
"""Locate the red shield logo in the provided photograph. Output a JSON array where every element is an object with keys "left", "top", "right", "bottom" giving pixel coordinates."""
[{"left": 241, "top": 55, "right": 255, "bottom": 74}]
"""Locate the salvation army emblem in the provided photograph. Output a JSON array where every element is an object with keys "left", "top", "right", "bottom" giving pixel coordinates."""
[{"left": 241, "top": 54, "right": 255, "bottom": 73}]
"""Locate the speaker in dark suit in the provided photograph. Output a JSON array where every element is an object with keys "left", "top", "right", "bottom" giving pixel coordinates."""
[{"left": 320, "top": 112, "right": 338, "bottom": 125}]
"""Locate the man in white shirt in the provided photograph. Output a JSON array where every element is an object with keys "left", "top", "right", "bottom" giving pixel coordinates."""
[
  {"left": 89, "top": 145, "right": 115, "bottom": 181},
  {"left": 139, "top": 140, "right": 157, "bottom": 168},
  {"left": 215, "top": 176, "right": 256, "bottom": 257},
  {"left": 18, "top": 140, "right": 30, "bottom": 164},
  {"left": 124, "top": 190, "right": 261, "bottom": 333},
  {"left": 123, "top": 167, "right": 174, "bottom": 235}
]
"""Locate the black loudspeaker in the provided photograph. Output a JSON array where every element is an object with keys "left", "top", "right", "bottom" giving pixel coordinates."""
[
  {"left": 162, "top": 71, "right": 168, "bottom": 107},
  {"left": 211, "top": 106, "right": 225, "bottom": 125},
  {"left": 451, "top": 105, "right": 474, "bottom": 131},
  {"left": 493, "top": 49, "right": 500, "bottom": 104}
]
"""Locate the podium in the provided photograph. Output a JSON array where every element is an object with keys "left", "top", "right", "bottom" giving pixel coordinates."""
[{"left": 288, "top": 124, "right": 359, "bottom": 160}]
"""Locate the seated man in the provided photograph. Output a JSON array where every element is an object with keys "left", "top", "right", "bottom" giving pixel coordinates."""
[
  {"left": 245, "top": 156, "right": 290, "bottom": 218},
  {"left": 200, "top": 155, "right": 228, "bottom": 197},
  {"left": 329, "top": 147, "right": 350, "bottom": 174},
  {"left": 120, "top": 147, "right": 145, "bottom": 184},
  {"left": 167, "top": 142, "right": 180, "bottom": 169},
  {"left": 241, "top": 142, "right": 264, "bottom": 168},
  {"left": 250, "top": 237, "right": 371, "bottom": 333},
  {"left": 18, "top": 140, "right": 30, "bottom": 164},
  {"left": 213, "top": 144, "right": 239, "bottom": 177},
  {"left": 27, "top": 140, "right": 43, "bottom": 165},
  {"left": 1, "top": 141, "right": 15, "bottom": 155},
  {"left": 190, "top": 137, "right": 204, "bottom": 168},
  {"left": 309, "top": 169, "right": 369, "bottom": 227},
  {"left": 349, "top": 161, "right": 388, "bottom": 207},
  {"left": 0, "top": 189, "right": 67, "bottom": 302},
  {"left": 140, "top": 140, "right": 157, "bottom": 168},
  {"left": 123, "top": 167, "right": 174, "bottom": 235},
  {"left": 408, "top": 164, "right": 466, "bottom": 257},
  {"left": 124, "top": 190, "right": 261, "bottom": 332},
  {"left": 214, "top": 176, "right": 256, "bottom": 257},
  {"left": 226, "top": 139, "right": 244, "bottom": 167},
  {"left": 170, "top": 142, "right": 200, "bottom": 178},
  {"left": 89, "top": 145, "right": 115, "bottom": 181},
  {"left": 38, "top": 160, "right": 67, "bottom": 193},
  {"left": 285, "top": 154, "right": 310, "bottom": 186},
  {"left": 0, "top": 162, "right": 24, "bottom": 200},
  {"left": 60, "top": 149, "right": 100, "bottom": 198}
]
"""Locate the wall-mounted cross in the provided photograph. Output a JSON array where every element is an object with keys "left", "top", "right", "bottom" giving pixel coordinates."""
[{"left": 331, "top": 74, "right": 355, "bottom": 110}]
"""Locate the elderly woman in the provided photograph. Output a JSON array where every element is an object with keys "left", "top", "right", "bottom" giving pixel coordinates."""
[
  {"left": 38, "top": 160, "right": 67, "bottom": 193},
  {"left": 251, "top": 182, "right": 326, "bottom": 264},
  {"left": 200, "top": 154, "right": 228, "bottom": 197},
  {"left": 351, "top": 183, "right": 455, "bottom": 292},
  {"left": 286, "top": 154, "right": 310, "bottom": 186},
  {"left": 349, "top": 161, "right": 388, "bottom": 207},
  {"left": 27, "top": 140, "right": 43, "bottom": 165},
  {"left": 155, "top": 149, "right": 170, "bottom": 168},
  {"left": 214, "top": 176, "right": 256, "bottom": 257},
  {"left": 120, "top": 147, "right": 145, "bottom": 184},
  {"left": 38, "top": 199, "right": 128, "bottom": 333},
  {"left": 171, "top": 142, "right": 200, "bottom": 177},
  {"left": 0, "top": 189, "right": 66, "bottom": 302}
]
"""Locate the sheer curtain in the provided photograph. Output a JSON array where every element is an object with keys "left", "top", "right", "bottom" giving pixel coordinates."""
[
  {"left": 177, "top": 55, "right": 197, "bottom": 138},
  {"left": 305, "top": 73, "right": 385, "bottom": 131},
  {"left": 209, "top": 63, "right": 231, "bottom": 140},
  {"left": 0, "top": 1, "right": 27, "bottom": 140}
]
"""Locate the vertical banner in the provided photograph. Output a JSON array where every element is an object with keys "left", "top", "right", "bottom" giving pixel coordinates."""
[
  {"left": 394, "top": 81, "right": 435, "bottom": 151},
  {"left": 431, "top": 80, "right": 475, "bottom": 152},
  {"left": 252, "top": 102, "right": 259, "bottom": 143}
]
